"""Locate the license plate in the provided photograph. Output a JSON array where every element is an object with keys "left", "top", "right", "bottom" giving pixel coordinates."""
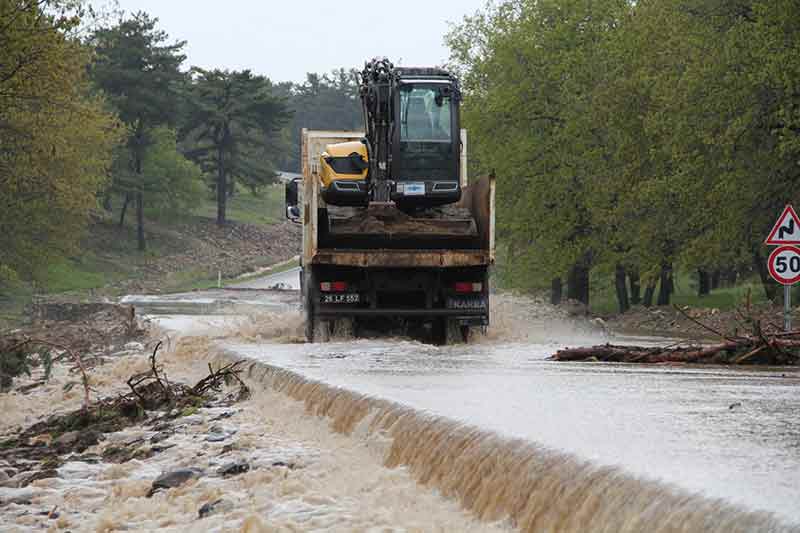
[
  {"left": 403, "top": 182, "right": 425, "bottom": 196},
  {"left": 446, "top": 297, "right": 487, "bottom": 310},
  {"left": 320, "top": 293, "right": 360, "bottom": 304}
]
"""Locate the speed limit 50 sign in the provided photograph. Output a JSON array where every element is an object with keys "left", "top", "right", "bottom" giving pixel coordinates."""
[{"left": 768, "top": 245, "right": 800, "bottom": 285}]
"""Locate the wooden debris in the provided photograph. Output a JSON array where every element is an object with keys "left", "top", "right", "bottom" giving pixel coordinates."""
[
  {"left": 553, "top": 303, "right": 800, "bottom": 365},
  {"left": 551, "top": 335, "right": 800, "bottom": 365}
]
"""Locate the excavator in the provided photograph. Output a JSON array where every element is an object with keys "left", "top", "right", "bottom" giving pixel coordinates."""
[{"left": 318, "top": 57, "right": 463, "bottom": 209}]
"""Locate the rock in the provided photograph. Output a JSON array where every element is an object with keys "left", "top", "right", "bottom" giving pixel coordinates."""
[
  {"left": 205, "top": 426, "right": 235, "bottom": 443},
  {"left": 217, "top": 461, "right": 249, "bottom": 477},
  {"left": 53, "top": 431, "right": 80, "bottom": 448},
  {"left": 148, "top": 468, "right": 203, "bottom": 497},
  {"left": 150, "top": 432, "right": 171, "bottom": 444},
  {"left": 198, "top": 498, "right": 234, "bottom": 519},
  {"left": 28, "top": 434, "right": 53, "bottom": 447},
  {"left": 0, "top": 471, "right": 8, "bottom": 483}
]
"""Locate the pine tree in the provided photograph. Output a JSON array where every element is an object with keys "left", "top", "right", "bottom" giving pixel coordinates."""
[
  {"left": 182, "top": 69, "right": 291, "bottom": 225},
  {"left": 89, "top": 12, "right": 187, "bottom": 250}
]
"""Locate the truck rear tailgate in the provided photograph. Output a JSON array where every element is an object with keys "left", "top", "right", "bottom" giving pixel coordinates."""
[{"left": 312, "top": 249, "right": 492, "bottom": 268}]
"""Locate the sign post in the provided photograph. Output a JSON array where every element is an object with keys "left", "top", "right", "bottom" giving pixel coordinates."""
[
  {"left": 765, "top": 205, "right": 800, "bottom": 332},
  {"left": 786, "top": 286, "right": 791, "bottom": 332}
]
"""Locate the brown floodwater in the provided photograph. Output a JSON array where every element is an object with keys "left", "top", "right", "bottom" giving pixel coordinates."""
[{"left": 133, "top": 270, "right": 800, "bottom": 531}]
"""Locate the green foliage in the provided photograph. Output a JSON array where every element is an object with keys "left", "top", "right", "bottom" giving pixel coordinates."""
[
  {"left": 448, "top": 0, "right": 800, "bottom": 306},
  {"left": 0, "top": 1, "right": 121, "bottom": 283},
  {"left": 138, "top": 127, "right": 204, "bottom": 216},
  {"left": 89, "top": 12, "right": 188, "bottom": 249},
  {"left": 182, "top": 68, "right": 291, "bottom": 224}
]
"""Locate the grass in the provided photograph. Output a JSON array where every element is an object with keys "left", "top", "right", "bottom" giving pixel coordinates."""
[
  {"left": 0, "top": 184, "right": 288, "bottom": 327},
  {"left": 41, "top": 255, "right": 128, "bottom": 294},
  {"left": 192, "top": 185, "right": 284, "bottom": 226}
]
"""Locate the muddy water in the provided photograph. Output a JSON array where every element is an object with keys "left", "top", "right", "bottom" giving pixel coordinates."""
[{"left": 136, "top": 278, "right": 800, "bottom": 530}]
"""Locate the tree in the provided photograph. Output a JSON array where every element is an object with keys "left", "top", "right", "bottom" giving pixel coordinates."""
[
  {"left": 0, "top": 0, "right": 120, "bottom": 283},
  {"left": 447, "top": 0, "right": 630, "bottom": 306},
  {"left": 448, "top": 0, "right": 800, "bottom": 310},
  {"left": 275, "top": 70, "right": 362, "bottom": 172},
  {"left": 182, "top": 68, "right": 291, "bottom": 225},
  {"left": 113, "top": 126, "right": 204, "bottom": 220},
  {"left": 89, "top": 12, "right": 187, "bottom": 250}
]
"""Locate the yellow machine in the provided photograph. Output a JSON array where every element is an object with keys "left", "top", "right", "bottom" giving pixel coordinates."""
[{"left": 319, "top": 141, "right": 369, "bottom": 206}]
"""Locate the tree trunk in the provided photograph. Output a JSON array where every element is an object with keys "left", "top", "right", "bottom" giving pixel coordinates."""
[
  {"left": 698, "top": 269, "right": 710, "bottom": 297},
  {"left": 657, "top": 263, "right": 673, "bottom": 306},
  {"left": 711, "top": 270, "right": 721, "bottom": 290},
  {"left": 754, "top": 249, "right": 779, "bottom": 302},
  {"left": 643, "top": 280, "right": 656, "bottom": 308},
  {"left": 134, "top": 147, "right": 146, "bottom": 251},
  {"left": 722, "top": 269, "right": 738, "bottom": 287},
  {"left": 615, "top": 264, "right": 630, "bottom": 314},
  {"left": 119, "top": 194, "right": 130, "bottom": 227},
  {"left": 217, "top": 147, "right": 227, "bottom": 226},
  {"left": 551, "top": 278, "right": 562, "bottom": 306},
  {"left": 629, "top": 269, "right": 641, "bottom": 305},
  {"left": 135, "top": 191, "right": 145, "bottom": 251},
  {"left": 567, "top": 261, "right": 590, "bottom": 306}
]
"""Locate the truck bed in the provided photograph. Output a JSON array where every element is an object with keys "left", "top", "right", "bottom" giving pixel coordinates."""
[
  {"left": 311, "top": 248, "right": 492, "bottom": 268},
  {"left": 315, "top": 176, "right": 495, "bottom": 258}
]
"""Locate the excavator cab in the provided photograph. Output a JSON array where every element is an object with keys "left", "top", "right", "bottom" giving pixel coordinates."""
[{"left": 392, "top": 75, "right": 461, "bottom": 208}]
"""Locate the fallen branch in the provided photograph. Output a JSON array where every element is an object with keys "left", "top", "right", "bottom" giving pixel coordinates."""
[
  {"left": 551, "top": 337, "right": 799, "bottom": 365},
  {"left": 11, "top": 338, "right": 92, "bottom": 408},
  {"left": 672, "top": 304, "right": 742, "bottom": 343}
]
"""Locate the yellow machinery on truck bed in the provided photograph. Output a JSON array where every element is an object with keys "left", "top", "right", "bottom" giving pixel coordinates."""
[{"left": 286, "top": 129, "right": 495, "bottom": 344}]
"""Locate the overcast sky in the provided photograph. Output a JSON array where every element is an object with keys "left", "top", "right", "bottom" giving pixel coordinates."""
[{"left": 93, "top": 0, "right": 488, "bottom": 83}]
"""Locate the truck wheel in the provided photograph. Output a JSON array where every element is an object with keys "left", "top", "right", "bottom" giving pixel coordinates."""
[
  {"left": 436, "top": 319, "right": 469, "bottom": 345},
  {"left": 314, "top": 320, "right": 331, "bottom": 342},
  {"left": 304, "top": 304, "right": 314, "bottom": 342},
  {"left": 304, "top": 268, "right": 315, "bottom": 342},
  {"left": 332, "top": 318, "right": 354, "bottom": 339}
]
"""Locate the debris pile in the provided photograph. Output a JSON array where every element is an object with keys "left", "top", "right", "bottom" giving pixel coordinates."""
[
  {"left": 1, "top": 303, "right": 146, "bottom": 392},
  {"left": 0, "top": 342, "right": 249, "bottom": 489}
]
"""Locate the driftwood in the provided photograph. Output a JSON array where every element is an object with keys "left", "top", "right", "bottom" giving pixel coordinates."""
[
  {"left": 551, "top": 335, "right": 800, "bottom": 365},
  {"left": 126, "top": 342, "right": 250, "bottom": 410},
  {"left": 552, "top": 302, "right": 800, "bottom": 365}
]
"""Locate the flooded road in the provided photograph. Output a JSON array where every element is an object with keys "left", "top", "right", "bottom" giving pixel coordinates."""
[{"left": 132, "top": 270, "right": 800, "bottom": 529}]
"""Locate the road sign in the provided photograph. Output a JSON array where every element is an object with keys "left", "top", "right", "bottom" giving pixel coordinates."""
[
  {"left": 767, "top": 245, "right": 800, "bottom": 285},
  {"left": 765, "top": 204, "right": 800, "bottom": 245}
]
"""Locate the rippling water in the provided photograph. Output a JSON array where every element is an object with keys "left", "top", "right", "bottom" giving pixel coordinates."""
[{"left": 135, "top": 278, "right": 800, "bottom": 529}]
